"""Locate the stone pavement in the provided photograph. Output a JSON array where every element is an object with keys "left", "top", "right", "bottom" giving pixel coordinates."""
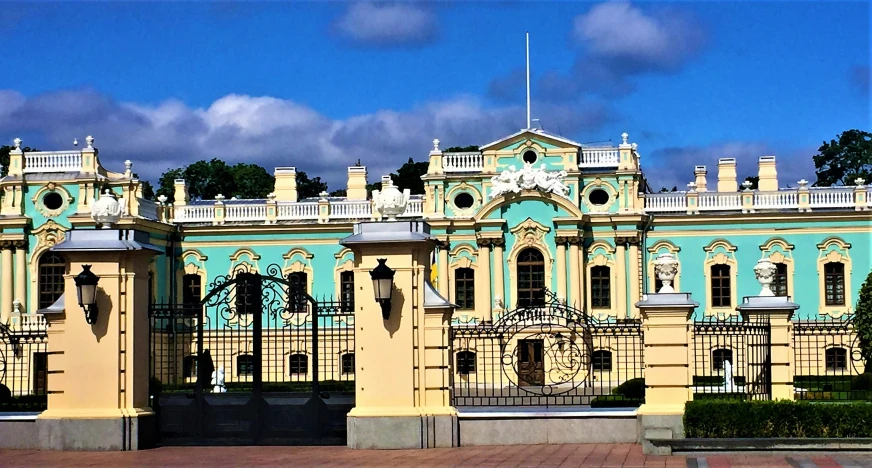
[{"left": 0, "top": 444, "right": 871, "bottom": 467}]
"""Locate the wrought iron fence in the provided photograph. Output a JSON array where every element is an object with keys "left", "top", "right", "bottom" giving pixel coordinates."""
[
  {"left": 691, "top": 315, "right": 771, "bottom": 400},
  {"left": 149, "top": 298, "right": 355, "bottom": 394},
  {"left": 450, "top": 291, "right": 644, "bottom": 407},
  {"left": 793, "top": 316, "right": 870, "bottom": 401},
  {"left": 0, "top": 325, "right": 49, "bottom": 411}
]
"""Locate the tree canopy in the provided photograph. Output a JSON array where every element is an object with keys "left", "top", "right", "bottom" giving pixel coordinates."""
[
  {"left": 156, "top": 159, "right": 275, "bottom": 203},
  {"left": 855, "top": 268, "right": 872, "bottom": 373},
  {"left": 813, "top": 129, "right": 872, "bottom": 186},
  {"left": 366, "top": 158, "right": 429, "bottom": 195}
]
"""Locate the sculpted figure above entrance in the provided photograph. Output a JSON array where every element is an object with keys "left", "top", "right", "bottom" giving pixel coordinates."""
[{"left": 488, "top": 163, "right": 570, "bottom": 200}]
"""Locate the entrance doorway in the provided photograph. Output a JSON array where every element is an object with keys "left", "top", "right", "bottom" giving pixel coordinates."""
[{"left": 517, "top": 339, "right": 545, "bottom": 386}]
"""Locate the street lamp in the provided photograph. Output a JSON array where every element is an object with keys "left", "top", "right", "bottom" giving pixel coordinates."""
[
  {"left": 74, "top": 265, "right": 100, "bottom": 324},
  {"left": 370, "top": 258, "right": 395, "bottom": 320}
]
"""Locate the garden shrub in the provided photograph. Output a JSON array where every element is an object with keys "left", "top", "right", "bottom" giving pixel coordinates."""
[
  {"left": 685, "top": 399, "right": 872, "bottom": 438},
  {"left": 852, "top": 373, "right": 872, "bottom": 391},
  {"left": 612, "top": 377, "right": 645, "bottom": 399}
]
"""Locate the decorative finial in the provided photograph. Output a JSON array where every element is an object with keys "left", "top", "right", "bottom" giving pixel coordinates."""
[
  {"left": 373, "top": 174, "right": 410, "bottom": 221},
  {"left": 319, "top": 191, "right": 329, "bottom": 199},
  {"left": 687, "top": 182, "right": 697, "bottom": 192},
  {"left": 85, "top": 135, "right": 94, "bottom": 149},
  {"left": 631, "top": 142, "right": 638, "bottom": 150},
  {"left": 433, "top": 139, "right": 440, "bottom": 152},
  {"left": 157, "top": 195, "right": 168, "bottom": 204},
  {"left": 215, "top": 194, "right": 225, "bottom": 202},
  {"left": 798, "top": 179, "right": 809, "bottom": 188},
  {"left": 91, "top": 189, "right": 125, "bottom": 228},
  {"left": 356, "top": 159, "right": 361, "bottom": 167},
  {"left": 621, "top": 132, "right": 629, "bottom": 145},
  {"left": 267, "top": 192, "right": 276, "bottom": 201},
  {"left": 654, "top": 253, "right": 679, "bottom": 293},
  {"left": 742, "top": 180, "right": 753, "bottom": 191},
  {"left": 125, "top": 160, "right": 132, "bottom": 170},
  {"left": 12, "top": 138, "right": 21, "bottom": 150},
  {"left": 73, "top": 138, "right": 79, "bottom": 147},
  {"left": 754, "top": 258, "right": 777, "bottom": 296},
  {"left": 855, "top": 178, "right": 866, "bottom": 187}
]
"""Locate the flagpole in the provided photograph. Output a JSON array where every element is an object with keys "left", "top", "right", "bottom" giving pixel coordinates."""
[{"left": 526, "top": 31, "right": 531, "bottom": 130}]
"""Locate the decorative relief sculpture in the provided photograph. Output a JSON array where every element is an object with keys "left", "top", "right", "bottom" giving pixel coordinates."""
[
  {"left": 754, "top": 257, "right": 778, "bottom": 296},
  {"left": 654, "top": 253, "right": 679, "bottom": 293},
  {"left": 91, "top": 189, "right": 126, "bottom": 228},
  {"left": 488, "top": 163, "right": 570, "bottom": 199},
  {"left": 372, "top": 176, "right": 410, "bottom": 221}
]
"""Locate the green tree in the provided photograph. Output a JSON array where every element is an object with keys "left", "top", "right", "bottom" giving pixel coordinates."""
[
  {"left": 813, "top": 129, "right": 872, "bottom": 186},
  {"left": 367, "top": 158, "right": 430, "bottom": 195},
  {"left": 296, "top": 171, "right": 328, "bottom": 199},
  {"left": 444, "top": 145, "right": 480, "bottom": 152},
  {"left": 741, "top": 176, "right": 759, "bottom": 190},
  {"left": 231, "top": 163, "right": 274, "bottom": 199},
  {"left": 155, "top": 160, "right": 276, "bottom": 203},
  {"left": 854, "top": 268, "right": 872, "bottom": 373},
  {"left": 156, "top": 168, "right": 184, "bottom": 203},
  {"left": 329, "top": 189, "right": 347, "bottom": 197},
  {"left": 184, "top": 159, "right": 236, "bottom": 201},
  {"left": 133, "top": 173, "right": 155, "bottom": 200}
]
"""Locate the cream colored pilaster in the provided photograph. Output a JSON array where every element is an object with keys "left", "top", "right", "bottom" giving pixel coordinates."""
[
  {"left": 555, "top": 239, "right": 567, "bottom": 301},
  {"left": 476, "top": 238, "right": 492, "bottom": 321},
  {"left": 437, "top": 240, "right": 449, "bottom": 298},
  {"left": 628, "top": 242, "right": 641, "bottom": 316},
  {"left": 492, "top": 238, "right": 505, "bottom": 308},
  {"left": 738, "top": 297, "right": 799, "bottom": 401},
  {"left": 14, "top": 241, "right": 27, "bottom": 312},
  {"left": 1, "top": 244, "right": 12, "bottom": 323},
  {"left": 615, "top": 241, "right": 628, "bottom": 317},
  {"left": 568, "top": 238, "right": 580, "bottom": 308}
]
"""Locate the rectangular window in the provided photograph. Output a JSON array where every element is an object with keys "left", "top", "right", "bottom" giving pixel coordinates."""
[
  {"left": 235, "top": 273, "right": 260, "bottom": 315},
  {"left": 340, "top": 271, "right": 354, "bottom": 312},
  {"left": 772, "top": 263, "right": 788, "bottom": 297},
  {"left": 288, "top": 272, "right": 308, "bottom": 313},
  {"left": 591, "top": 266, "right": 611, "bottom": 309},
  {"left": 824, "top": 263, "right": 845, "bottom": 306},
  {"left": 182, "top": 274, "right": 201, "bottom": 307},
  {"left": 710, "top": 264, "right": 732, "bottom": 308},
  {"left": 33, "top": 352, "right": 48, "bottom": 396},
  {"left": 454, "top": 268, "right": 475, "bottom": 310}
]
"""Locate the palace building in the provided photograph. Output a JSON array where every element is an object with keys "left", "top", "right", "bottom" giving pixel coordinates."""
[{"left": 0, "top": 129, "right": 870, "bottom": 445}]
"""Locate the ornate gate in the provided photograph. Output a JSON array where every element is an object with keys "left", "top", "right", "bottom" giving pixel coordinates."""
[
  {"left": 149, "top": 264, "right": 354, "bottom": 445},
  {"left": 450, "top": 290, "right": 644, "bottom": 407}
]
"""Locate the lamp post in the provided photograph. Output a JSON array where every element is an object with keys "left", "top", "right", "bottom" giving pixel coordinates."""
[
  {"left": 74, "top": 264, "right": 100, "bottom": 324},
  {"left": 370, "top": 258, "right": 395, "bottom": 320}
]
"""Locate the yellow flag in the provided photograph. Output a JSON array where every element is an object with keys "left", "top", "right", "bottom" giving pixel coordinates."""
[{"left": 430, "top": 249, "right": 438, "bottom": 284}]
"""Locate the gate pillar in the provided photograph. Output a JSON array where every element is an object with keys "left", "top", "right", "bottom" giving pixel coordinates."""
[
  {"left": 36, "top": 229, "right": 161, "bottom": 451},
  {"left": 737, "top": 295, "right": 799, "bottom": 400},
  {"left": 341, "top": 221, "right": 458, "bottom": 449},
  {"left": 635, "top": 292, "right": 698, "bottom": 455}
]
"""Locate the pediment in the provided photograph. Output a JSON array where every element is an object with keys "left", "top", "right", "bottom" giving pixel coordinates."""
[{"left": 480, "top": 129, "right": 582, "bottom": 152}]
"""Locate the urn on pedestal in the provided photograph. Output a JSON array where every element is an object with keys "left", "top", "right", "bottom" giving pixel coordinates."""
[
  {"left": 90, "top": 190, "right": 126, "bottom": 229},
  {"left": 754, "top": 258, "right": 778, "bottom": 296},
  {"left": 372, "top": 176, "right": 410, "bottom": 221},
  {"left": 653, "top": 253, "right": 679, "bottom": 293}
]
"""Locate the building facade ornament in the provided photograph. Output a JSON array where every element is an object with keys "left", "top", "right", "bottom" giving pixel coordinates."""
[
  {"left": 754, "top": 257, "right": 778, "bottom": 296},
  {"left": 372, "top": 176, "right": 410, "bottom": 221},
  {"left": 654, "top": 253, "right": 679, "bottom": 293},
  {"left": 91, "top": 190, "right": 126, "bottom": 228},
  {"left": 488, "top": 163, "right": 569, "bottom": 199}
]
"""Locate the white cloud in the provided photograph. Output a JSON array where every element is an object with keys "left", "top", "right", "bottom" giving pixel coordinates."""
[
  {"left": 333, "top": 2, "right": 438, "bottom": 47},
  {"left": 0, "top": 89, "right": 610, "bottom": 189}
]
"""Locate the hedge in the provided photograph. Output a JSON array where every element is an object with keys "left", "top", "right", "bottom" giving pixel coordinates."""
[
  {"left": 589, "top": 378, "right": 644, "bottom": 407},
  {"left": 685, "top": 399, "right": 872, "bottom": 438}
]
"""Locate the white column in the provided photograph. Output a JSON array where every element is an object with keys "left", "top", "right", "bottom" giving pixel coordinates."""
[
  {"left": 1, "top": 243, "right": 12, "bottom": 322},
  {"left": 14, "top": 241, "right": 27, "bottom": 313},
  {"left": 476, "top": 239, "right": 492, "bottom": 322},
  {"left": 568, "top": 238, "right": 581, "bottom": 308},
  {"left": 492, "top": 239, "right": 505, "bottom": 309},
  {"left": 555, "top": 240, "right": 567, "bottom": 301}
]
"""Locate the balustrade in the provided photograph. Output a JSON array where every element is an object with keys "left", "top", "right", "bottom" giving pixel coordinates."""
[
  {"left": 442, "top": 152, "right": 483, "bottom": 172},
  {"left": 23, "top": 151, "right": 83, "bottom": 173},
  {"left": 226, "top": 204, "right": 268, "bottom": 221},
  {"left": 579, "top": 148, "right": 620, "bottom": 167},
  {"left": 645, "top": 185, "right": 865, "bottom": 213},
  {"left": 808, "top": 187, "right": 854, "bottom": 208},
  {"left": 277, "top": 202, "right": 319, "bottom": 220}
]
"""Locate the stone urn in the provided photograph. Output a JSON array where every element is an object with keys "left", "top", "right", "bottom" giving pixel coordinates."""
[
  {"left": 91, "top": 189, "right": 125, "bottom": 228},
  {"left": 653, "top": 253, "right": 679, "bottom": 293},
  {"left": 372, "top": 175, "right": 410, "bottom": 221},
  {"left": 754, "top": 258, "right": 777, "bottom": 296}
]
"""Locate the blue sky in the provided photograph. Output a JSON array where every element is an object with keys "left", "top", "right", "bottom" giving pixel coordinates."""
[{"left": 0, "top": 1, "right": 869, "bottom": 190}]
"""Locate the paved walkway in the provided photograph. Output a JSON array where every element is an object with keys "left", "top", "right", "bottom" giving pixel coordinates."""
[{"left": 0, "top": 444, "right": 871, "bottom": 467}]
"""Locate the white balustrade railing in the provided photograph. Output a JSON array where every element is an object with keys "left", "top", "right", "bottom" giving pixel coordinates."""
[
  {"left": 173, "top": 205, "right": 215, "bottom": 222},
  {"left": 643, "top": 193, "right": 687, "bottom": 212},
  {"left": 8, "top": 313, "right": 48, "bottom": 333},
  {"left": 809, "top": 187, "right": 854, "bottom": 208},
  {"left": 137, "top": 198, "right": 161, "bottom": 220},
  {"left": 226, "top": 204, "right": 268, "bottom": 221},
  {"left": 443, "top": 152, "right": 483, "bottom": 172},
  {"left": 23, "top": 151, "right": 83, "bottom": 173},
  {"left": 400, "top": 198, "right": 424, "bottom": 217},
  {"left": 754, "top": 191, "right": 798, "bottom": 209},
  {"left": 277, "top": 202, "right": 319, "bottom": 220},
  {"left": 331, "top": 201, "right": 372, "bottom": 219},
  {"left": 698, "top": 193, "right": 742, "bottom": 211},
  {"left": 579, "top": 148, "right": 620, "bottom": 167}
]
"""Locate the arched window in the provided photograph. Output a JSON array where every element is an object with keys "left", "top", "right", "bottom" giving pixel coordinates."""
[
  {"left": 289, "top": 353, "right": 308, "bottom": 375},
  {"left": 341, "top": 353, "right": 355, "bottom": 375},
  {"left": 38, "top": 252, "right": 66, "bottom": 309},
  {"left": 591, "top": 266, "right": 611, "bottom": 309},
  {"left": 182, "top": 274, "right": 202, "bottom": 307},
  {"left": 237, "top": 354, "right": 253, "bottom": 376},
  {"left": 340, "top": 271, "right": 354, "bottom": 312},
  {"left": 824, "top": 262, "right": 845, "bottom": 306},
  {"left": 712, "top": 348, "right": 733, "bottom": 371},
  {"left": 288, "top": 272, "right": 308, "bottom": 313},
  {"left": 772, "top": 263, "right": 788, "bottom": 297},
  {"left": 456, "top": 351, "right": 476, "bottom": 375},
  {"left": 455, "top": 267, "right": 475, "bottom": 310},
  {"left": 710, "top": 265, "right": 732, "bottom": 308},
  {"left": 592, "top": 350, "right": 613, "bottom": 372},
  {"left": 826, "top": 347, "right": 847, "bottom": 370},
  {"left": 516, "top": 248, "right": 545, "bottom": 307}
]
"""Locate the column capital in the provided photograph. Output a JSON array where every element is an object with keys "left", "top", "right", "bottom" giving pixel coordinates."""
[{"left": 11, "top": 240, "right": 28, "bottom": 250}]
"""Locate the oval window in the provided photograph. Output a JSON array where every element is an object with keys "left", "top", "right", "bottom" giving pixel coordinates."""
[
  {"left": 588, "top": 189, "right": 610, "bottom": 206},
  {"left": 454, "top": 192, "right": 474, "bottom": 209},
  {"left": 43, "top": 192, "right": 64, "bottom": 211},
  {"left": 522, "top": 150, "right": 538, "bottom": 164}
]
